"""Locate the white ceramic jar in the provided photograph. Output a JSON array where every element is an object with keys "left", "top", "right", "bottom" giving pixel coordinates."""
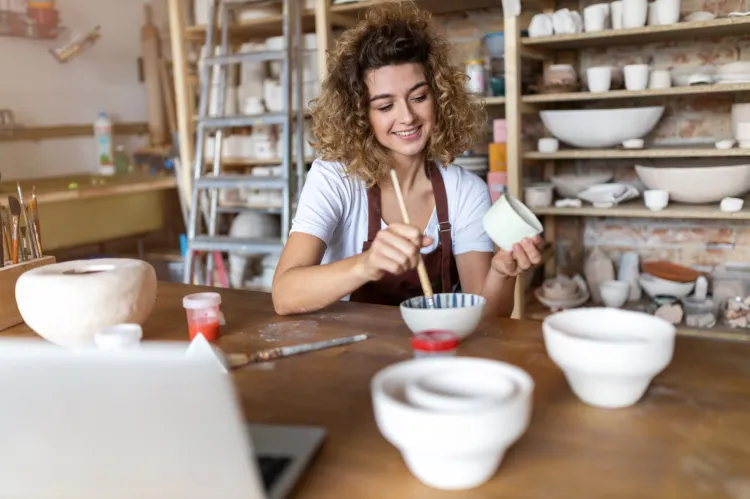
[{"left": 465, "top": 59, "right": 486, "bottom": 95}]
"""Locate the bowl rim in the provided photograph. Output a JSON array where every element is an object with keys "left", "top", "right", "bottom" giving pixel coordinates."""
[
  {"left": 399, "top": 292, "right": 487, "bottom": 310},
  {"left": 540, "top": 105, "right": 665, "bottom": 116}
]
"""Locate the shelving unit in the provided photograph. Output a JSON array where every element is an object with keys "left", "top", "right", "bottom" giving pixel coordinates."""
[{"left": 503, "top": 8, "right": 750, "bottom": 337}]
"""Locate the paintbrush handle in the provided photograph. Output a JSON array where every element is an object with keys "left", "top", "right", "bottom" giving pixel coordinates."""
[
  {"left": 388, "top": 169, "right": 434, "bottom": 299},
  {"left": 246, "top": 334, "right": 369, "bottom": 364},
  {"left": 11, "top": 217, "right": 18, "bottom": 264},
  {"left": 30, "top": 197, "right": 42, "bottom": 254}
]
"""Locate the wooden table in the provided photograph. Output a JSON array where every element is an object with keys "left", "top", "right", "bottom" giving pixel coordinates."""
[{"left": 6, "top": 282, "right": 750, "bottom": 498}]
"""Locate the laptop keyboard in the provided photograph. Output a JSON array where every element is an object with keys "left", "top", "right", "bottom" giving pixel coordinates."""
[{"left": 257, "top": 455, "right": 293, "bottom": 491}]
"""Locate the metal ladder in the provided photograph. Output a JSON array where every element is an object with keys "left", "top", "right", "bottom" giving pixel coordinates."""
[{"left": 183, "top": 0, "right": 306, "bottom": 286}]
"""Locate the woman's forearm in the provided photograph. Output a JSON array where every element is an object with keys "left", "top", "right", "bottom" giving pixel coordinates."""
[
  {"left": 480, "top": 268, "right": 517, "bottom": 318},
  {"left": 272, "top": 253, "right": 371, "bottom": 315}
]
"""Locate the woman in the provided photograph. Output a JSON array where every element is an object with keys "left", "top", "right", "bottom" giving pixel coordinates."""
[{"left": 272, "top": 1, "right": 543, "bottom": 316}]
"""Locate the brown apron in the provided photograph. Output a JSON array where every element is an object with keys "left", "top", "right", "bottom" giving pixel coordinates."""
[{"left": 349, "top": 165, "right": 459, "bottom": 306}]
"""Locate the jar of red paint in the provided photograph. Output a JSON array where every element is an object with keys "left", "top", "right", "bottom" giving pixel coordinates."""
[{"left": 182, "top": 292, "right": 222, "bottom": 341}]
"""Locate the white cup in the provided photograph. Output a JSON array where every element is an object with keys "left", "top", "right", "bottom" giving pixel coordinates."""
[
  {"left": 736, "top": 122, "right": 750, "bottom": 141},
  {"left": 624, "top": 64, "right": 650, "bottom": 91},
  {"left": 538, "top": 137, "right": 559, "bottom": 153},
  {"left": 623, "top": 0, "right": 648, "bottom": 27},
  {"left": 482, "top": 194, "right": 544, "bottom": 251},
  {"left": 587, "top": 66, "right": 612, "bottom": 92},
  {"left": 644, "top": 189, "right": 669, "bottom": 211},
  {"left": 656, "top": 0, "right": 680, "bottom": 24},
  {"left": 647, "top": 2, "right": 659, "bottom": 25},
  {"left": 610, "top": 1, "right": 624, "bottom": 28},
  {"left": 584, "top": 3, "right": 610, "bottom": 31},
  {"left": 649, "top": 69, "right": 671, "bottom": 89}
]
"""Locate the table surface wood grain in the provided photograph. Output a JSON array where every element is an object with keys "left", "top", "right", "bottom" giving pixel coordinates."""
[{"left": 5, "top": 281, "right": 750, "bottom": 499}]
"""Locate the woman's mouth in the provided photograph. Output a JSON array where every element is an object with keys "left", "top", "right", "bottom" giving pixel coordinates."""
[{"left": 392, "top": 126, "right": 422, "bottom": 141}]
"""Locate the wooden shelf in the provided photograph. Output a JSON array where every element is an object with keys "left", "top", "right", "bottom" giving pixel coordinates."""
[
  {"left": 484, "top": 96, "right": 506, "bottom": 106},
  {"left": 185, "top": 10, "right": 317, "bottom": 42},
  {"left": 0, "top": 122, "right": 148, "bottom": 142},
  {"left": 525, "top": 147, "right": 750, "bottom": 160},
  {"left": 209, "top": 157, "right": 315, "bottom": 167},
  {"left": 331, "top": 0, "right": 505, "bottom": 16},
  {"left": 522, "top": 82, "right": 750, "bottom": 103},
  {"left": 522, "top": 16, "right": 750, "bottom": 50},
  {"left": 532, "top": 201, "right": 750, "bottom": 220}
]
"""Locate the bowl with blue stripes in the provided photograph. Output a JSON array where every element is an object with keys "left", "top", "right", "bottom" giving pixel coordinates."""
[{"left": 400, "top": 293, "right": 486, "bottom": 340}]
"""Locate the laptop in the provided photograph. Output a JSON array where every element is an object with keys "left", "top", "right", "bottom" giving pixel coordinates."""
[{"left": 0, "top": 339, "right": 325, "bottom": 499}]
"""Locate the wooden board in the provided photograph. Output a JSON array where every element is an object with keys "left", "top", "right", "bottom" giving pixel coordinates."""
[
  {"left": 0, "top": 256, "right": 55, "bottom": 331},
  {"left": 525, "top": 147, "right": 750, "bottom": 160},
  {"left": 142, "top": 4, "right": 167, "bottom": 146},
  {"left": 0, "top": 123, "right": 148, "bottom": 142},
  {"left": 523, "top": 82, "right": 750, "bottom": 103},
  {"left": 532, "top": 201, "right": 750, "bottom": 220}
]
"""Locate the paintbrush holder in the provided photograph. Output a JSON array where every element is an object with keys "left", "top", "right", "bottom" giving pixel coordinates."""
[{"left": 0, "top": 255, "right": 55, "bottom": 332}]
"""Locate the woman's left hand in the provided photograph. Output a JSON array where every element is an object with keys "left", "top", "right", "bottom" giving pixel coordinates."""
[{"left": 491, "top": 235, "right": 544, "bottom": 277}]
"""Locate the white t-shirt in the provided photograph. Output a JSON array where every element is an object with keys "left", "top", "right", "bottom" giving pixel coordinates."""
[{"left": 290, "top": 159, "right": 494, "bottom": 279}]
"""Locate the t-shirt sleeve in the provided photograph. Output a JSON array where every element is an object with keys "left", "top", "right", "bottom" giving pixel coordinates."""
[
  {"left": 452, "top": 170, "right": 495, "bottom": 255},
  {"left": 289, "top": 160, "right": 347, "bottom": 246}
]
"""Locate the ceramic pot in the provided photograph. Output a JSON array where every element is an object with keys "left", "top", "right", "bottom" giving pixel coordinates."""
[
  {"left": 623, "top": 0, "right": 648, "bottom": 27},
  {"left": 587, "top": 66, "right": 612, "bottom": 92},
  {"left": 624, "top": 64, "right": 650, "bottom": 91},
  {"left": 543, "top": 64, "right": 578, "bottom": 87},
  {"left": 482, "top": 194, "right": 543, "bottom": 251}
]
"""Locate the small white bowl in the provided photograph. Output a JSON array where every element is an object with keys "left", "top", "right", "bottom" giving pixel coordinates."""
[
  {"left": 400, "top": 293, "right": 486, "bottom": 340},
  {"left": 524, "top": 183, "right": 554, "bottom": 208},
  {"left": 537, "top": 137, "right": 560, "bottom": 153},
  {"left": 715, "top": 139, "right": 736, "bottom": 150},
  {"left": 720, "top": 197, "right": 744, "bottom": 212},
  {"left": 622, "top": 138, "right": 644, "bottom": 149},
  {"left": 644, "top": 189, "right": 669, "bottom": 211},
  {"left": 599, "top": 280, "right": 630, "bottom": 308},
  {"left": 639, "top": 273, "right": 695, "bottom": 299},
  {"left": 542, "top": 308, "right": 676, "bottom": 408},
  {"left": 372, "top": 357, "right": 534, "bottom": 490}
]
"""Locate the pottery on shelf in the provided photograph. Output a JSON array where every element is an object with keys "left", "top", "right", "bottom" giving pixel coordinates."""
[
  {"left": 644, "top": 189, "right": 669, "bottom": 211},
  {"left": 635, "top": 163, "right": 750, "bottom": 204},
  {"left": 642, "top": 261, "right": 702, "bottom": 283},
  {"left": 524, "top": 183, "right": 554, "bottom": 208},
  {"left": 584, "top": 248, "right": 615, "bottom": 304},
  {"left": 577, "top": 183, "right": 640, "bottom": 208},
  {"left": 618, "top": 251, "right": 642, "bottom": 301},
  {"left": 535, "top": 275, "right": 590, "bottom": 310},
  {"left": 550, "top": 172, "right": 614, "bottom": 198},
  {"left": 483, "top": 194, "right": 543, "bottom": 252},
  {"left": 371, "top": 357, "right": 534, "bottom": 490},
  {"left": 400, "top": 294, "right": 486, "bottom": 340},
  {"left": 540, "top": 106, "right": 665, "bottom": 148},
  {"left": 639, "top": 273, "right": 696, "bottom": 299},
  {"left": 543, "top": 308, "right": 676, "bottom": 408},
  {"left": 599, "top": 280, "right": 630, "bottom": 308}
]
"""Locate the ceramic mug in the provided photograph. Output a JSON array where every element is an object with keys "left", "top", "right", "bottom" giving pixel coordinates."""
[
  {"left": 483, "top": 194, "right": 544, "bottom": 252},
  {"left": 524, "top": 183, "right": 554, "bottom": 208},
  {"left": 537, "top": 137, "right": 559, "bottom": 153},
  {"left": 656, "top": 0, "right": 681, "bottom": 24},
  {"left": 623, "top": 0, "right": 648, "bottom": 27},
  {"left": 583, "top": 3, "right": 610, "bottom": 31},
  {"left": 647, "top": 1, "right": 659, "bottom": 25},
  {"left": 644, "top": 189, "right": 669, "bottom": 211},
  {"left": 610, "top": 0, "right": 624, "bottom": 28},
  {"left": 587, "top": 66, "right": 613, "bottom": 92},
  {"left": 649, "top": 69, "right": 671, "bottom": 89},
  {"left": 624, "top": 64, "right": 650, "bottom": 91}
]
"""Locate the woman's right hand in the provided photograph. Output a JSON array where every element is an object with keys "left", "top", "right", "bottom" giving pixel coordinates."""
[{"left": 357, "top": 223, "right": 433, "bottom": 281}]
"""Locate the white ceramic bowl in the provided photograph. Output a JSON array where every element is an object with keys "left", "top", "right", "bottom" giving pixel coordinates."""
[
  {"left": 599, "top": 280, "right": 630, "bottom": 308},
  {"left": 524, "top": 183, "right": 554, "bottom": 208},
  {"left": 720, "top": 197, "right": 744, "bottom": 212},
  {"left": 483, "top": 194, "right": 543, "bottom": 251},
  {"left": 540, "top": 106, "right": 665, "bottom": 148},
  {"left": 635, "top": 164, "right": 750, "bottom": 204},
  {"left": 639, "top": 273, "right": 695, "bottom": 299},
  {"left": 542, "top": 308, "right": 676, "bottom": 408},
  {"left": 537, "top": 137, "right": 559, "bottom": 153},
  {"left": 550, "top": 172, "right": 614, "bottom": 198},
  {"left": 371, "top": 357, "right": 534, "bottom": 490},
  {"left": 405, "top": 367, "right": 520, "bottom": 412},
  {"left": 400, "top": 293, "right": 486, "bottom": 340}
]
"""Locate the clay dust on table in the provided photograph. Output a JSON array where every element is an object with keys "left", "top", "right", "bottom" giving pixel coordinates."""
[{"left": 258, "top": 320, "right": 319, "bottom": 343}]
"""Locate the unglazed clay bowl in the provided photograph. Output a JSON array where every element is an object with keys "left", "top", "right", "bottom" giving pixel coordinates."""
[
  {"left": 372, "top": 357, "right": 534, "bottom": 490},
  {"left": 635, "top": 163, "right": 750, "bottom": 203},
  {"left": 15, "top": 259, "right": 157, "bottom": 348},
  {"left": 639, "top": 273, "right": 695, "bottom": 299},
  {"left": 543, "top": 308, "right": 676, "bottom": 408},
  {"left": 400, "top": 294, "right": 486, "bottom": 340}
]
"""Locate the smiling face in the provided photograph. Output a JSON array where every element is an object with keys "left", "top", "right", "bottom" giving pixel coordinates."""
[{"left": 365, "top": 62, "right": 436, "bottom": 164}]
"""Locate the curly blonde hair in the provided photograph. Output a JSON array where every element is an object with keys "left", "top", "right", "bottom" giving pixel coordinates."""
[{"left": 309, "top": 0, "right": 484, "bottom": 187}]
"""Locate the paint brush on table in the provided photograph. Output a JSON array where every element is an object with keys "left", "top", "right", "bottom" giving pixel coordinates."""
[
  {"left": 228, "top": 334, "right": 369, "bottom": 369},
  {"left": 388, "top": 169, "right": 436, "bottom": 309}
]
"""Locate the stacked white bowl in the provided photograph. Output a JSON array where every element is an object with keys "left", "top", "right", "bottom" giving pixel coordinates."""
[
  {"left": 371, "top": 357, "right": 534, "bottom": 490},
  {"left": 543, "top": 308, "right": 676, "bottom": 408}
]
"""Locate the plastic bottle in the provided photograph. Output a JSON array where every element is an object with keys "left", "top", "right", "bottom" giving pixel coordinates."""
[
  {"left": 114, "top": 145, "right": 131, "bottom": 174},
  {"left": 94, "top": 112, "right": 115, "bottom": 176}
]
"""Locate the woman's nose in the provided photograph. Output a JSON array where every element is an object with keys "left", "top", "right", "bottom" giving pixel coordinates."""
[{"left": 398, "top": 101, "right": 416, "bottom": 124}]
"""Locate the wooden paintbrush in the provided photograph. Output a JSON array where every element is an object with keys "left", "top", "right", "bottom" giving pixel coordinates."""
[
  {"left": 388, "top": 169, "right": 436, "bottom": 309},
  {"left": 7, "top": 196, "right": 20, "bottom": 264},
  {"left": 228, "top": 334, "right": 369, "bottom": 369},
  {"left": 30, "top": 186, "right": 42, "bottom": 254},
  {"left": 16, "top": 182, "right": 38, "bottom": 259}
]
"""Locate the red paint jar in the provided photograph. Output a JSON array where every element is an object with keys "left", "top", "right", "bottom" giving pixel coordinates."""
[
  {"left": 183, "top": 292, "right": 222, "bottom": 341},
  {"left": 411, "top": 330, "right": 460, "bottom": 358}
]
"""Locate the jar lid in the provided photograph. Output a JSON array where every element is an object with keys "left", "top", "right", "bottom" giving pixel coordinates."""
[
  {"left": 183, "top": 292, "right": 222, "bottom": 309},
  {"left": 465, "top": 59, "right": 484, "bottom": 65},
  {"left": 411, "top": 330, "right": 460, "bottom": 352},
  {"left": 94, "top": 324, "right": 143, "bottom": 351}
]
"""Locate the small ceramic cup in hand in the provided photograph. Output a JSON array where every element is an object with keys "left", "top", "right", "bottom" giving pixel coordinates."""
[{"left": 483, "top": 194, "right": 544, "bottom": 252}]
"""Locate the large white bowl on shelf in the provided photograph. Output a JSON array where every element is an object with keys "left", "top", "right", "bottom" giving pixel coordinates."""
[
  {"left": 542, "top": 308, "right": 676, "bottom": 408},
  {"left": 635, "top": 164, "right": 750, "bottom": 203},
  {"left": 550, "top": 172, "right": 614, "bottom": 198},
  {"left": 540, "top": 106, "right": 665, "bottom": 148}
]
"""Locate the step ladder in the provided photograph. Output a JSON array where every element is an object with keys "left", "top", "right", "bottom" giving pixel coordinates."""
[{"left": 183, "top": 0, "right": 306, "bottom": 286}]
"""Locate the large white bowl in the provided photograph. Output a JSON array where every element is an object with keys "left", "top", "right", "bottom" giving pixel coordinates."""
[
  {"left": 542, "top": 308, "right": 676, "bottom": 408},
  {"left": 635, "top": 164, "right": 750, "bottom": 203},
  {"left": 400, "top": 293, "right": 486, "bottom": 340},
  {"left": 550, "top": 172, "right": 614, "bottom": 198},
  {"left": 540, "top": 106, "right": 665, "bottom": 148},
  {"left": 371, "top": 357, "right": 534, "bottom": 490}
]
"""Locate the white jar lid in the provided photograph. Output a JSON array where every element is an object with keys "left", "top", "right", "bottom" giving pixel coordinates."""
[
  {"left": 183, "top": 292, "right": 222, "bottom": 309},
  {"left": 95, "top": 324, "right": 143, "bottom": 351}
]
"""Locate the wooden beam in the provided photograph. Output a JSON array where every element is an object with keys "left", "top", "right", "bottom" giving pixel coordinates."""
[
  {"left": 315, "top": 0, "right": 333, "bottom": 82},
  {"left": 168, "top": 0, "right": 194, "bottom": 208},
  {"left": 329, "top": 12, "right": 358, "bottom": 29},
  {"left": 0, "top": 123, "right": 148, "bottom": 142}
]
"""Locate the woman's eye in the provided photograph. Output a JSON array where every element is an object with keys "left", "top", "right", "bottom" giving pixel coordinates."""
[
  {"left": 378, "top": 104, "right": 393, "bottom": 112},
  {"left": 413, "top": 95, "right": 427, "bottom": 102}
]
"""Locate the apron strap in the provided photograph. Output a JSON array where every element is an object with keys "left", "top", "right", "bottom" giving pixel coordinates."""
[
  {"left": 364, "top": 183, "right": 382, "bottom": 244},
  {"left": 428, "top": 164, "right": 453, "bottom": 293}
]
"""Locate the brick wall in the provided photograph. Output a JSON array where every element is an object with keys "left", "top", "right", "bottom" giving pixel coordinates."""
[{"left": 433, "top": 0, "right": 750, "bottom": 275}]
